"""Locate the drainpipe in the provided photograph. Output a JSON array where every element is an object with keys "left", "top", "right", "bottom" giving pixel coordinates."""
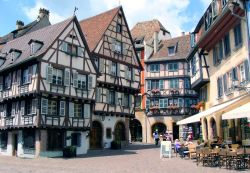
[{"left": 245, "top": 1, "right": 250, "bottom": 80}]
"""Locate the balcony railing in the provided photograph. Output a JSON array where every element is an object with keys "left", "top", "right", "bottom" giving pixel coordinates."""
[
  {"left": 19, "top": 84, "right": 29, "bottom": 94},
  {"left": 147, "top": 88, "right": 198, "bottom": 97},
  {"left": 22, "top": 114, "right": 36, "bottom": 125},
  {"left": 4, "top": 117, "right": 14, "bottom": 126},
  {"left": 146, "top": 106, "right": 199, "bottom": 116}
]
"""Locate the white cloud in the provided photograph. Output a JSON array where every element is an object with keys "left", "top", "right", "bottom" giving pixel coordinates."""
[
  {"left": 89, "top": 0, "right": 192, "bottom": 37},
  {"left": 22, "top": 1, "right": 65, "bottom": 24}
]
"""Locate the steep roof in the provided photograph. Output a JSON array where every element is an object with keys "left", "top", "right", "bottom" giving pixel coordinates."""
[
  {"left": 0, "top": 16, "right": 51, "bottom": 45},
  {"left": 131, "top": 19, "right": 170, "bottom": 42},
  {"left": 79, "top": 7, "right": 120, "bottom": 51},
  {"left": 0, "top": 17, "right": 73, "bottom": 71},
  {"left": 148, "top": 35, "right": 190, "bottom": 61}
]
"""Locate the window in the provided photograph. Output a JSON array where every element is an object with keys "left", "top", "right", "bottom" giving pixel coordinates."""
[
  {"left": 10, "top": 50, "right": 21, "bottom": 63},
  {"left": 4, "top": 73, "right": 11, "bottom": 89},
  {"left": 159, "top": 98, "right": 168, "bottom": 108},
  {"left": 59, "top": 101, "right": 65, "bottom": 116},
  {"left": 116, "top": 24, "right": 122, "bottom": 33},
  {"left": 190, "top": 33, "right": 196, "bottom": 48},
  {"left": 168, "top": 63, "right": 178, "bottom": 71},
  {"left": 151, "top": 80, "right": 159, "bottom": 89},
  {"left": 114, "top": 40, "right": 122, "bottom": 53},
  {"left": 111, "top": 62, "right": 117, "bottom": 76},
  {"left": 135, "top": 95, "right": 141, "bottom": 108},
  {"left": 77, "top": 74, "right": 87, "bottom": 90},
  {"left": 223, "top": 74, "right": 228, "bottom": 93},
  {"left": 26, "top": 100, "right": 32, "bottom": 115},
  {"left": 168, "top": 46, "right": 175, "bottom": 56},
  {"left": 106, "top": 128, "right": 112, "bottom": 139},
  {"left": 109, "top": 91, "right": 115, "bottom": 105},
  {"left": 213, "top": 40, "right": 223, "bottom": 66},
  {"left": 123, "top": 94, "right": 129, "bottom": 107},
  {"left": 232, "top": 67, "right": 238, "bottom": 81},
  {"left": 126, "top": 67, "right": 132, "bottom": 80},
  {"left": 74, "top": 103, "right": 82, "bottom": 117},
  {"left": 159, "top": 80, "right": 164, "bottom": 90},
  {"left": 205, "top": 9, "right": 212, "bottom": 30},
  {"left": 223, "top": 33, "right": 231, "bottom": 57},
  {"left": 30, "top": 42, "right": 42, "bottom": 54},
  {"left": 184, "top": 78, "right": 190, "bottom": 89},
  {"left": 168, "top": 98, "right": 178, "bottom": 106},
  {"left": 23, "top": 130, "right": 35, "bottom": 149},
  {"left": 234, "top": 23, "right": 242, "bottom": 48},
  {"left": 71, "top": 133, "right": 81, "bottom": 147},
  {"left": 48, "top": 100, "right": 57, "bottom": 116},
  {"left": 191, "top": 56, "right": 197, "bottom": 75},
  {"left": 149, "top": 64, "right": 160, "bottom": 72},
  {"left": 199, "top": 86, "right": 207, "bottom": 102},
  {"left": 147, "top": 80, "right": 151, "bottom": 90},
  {"left": 52, "top": 68, "right": 63, "bottom": 85},
  {"left": 217, "top": 77, "right": 223, "bottom": 98},
  {"left": 212, "top": 0, "right": 218, "bottom": 18},
  {"left": 60, "top": 41, "right": 80, "bottom": 56},
  {"left": 22, "top": 68, "right": 32, "bottom": 84},
  {"left": 240, "top": 64, "right": 246, "bottom": 82},
  {"left": 169, "top": 79, "right": 179, "bottom": 88},
  {"left": 84, "top": 104, "right": 91, "bottom": 119}
]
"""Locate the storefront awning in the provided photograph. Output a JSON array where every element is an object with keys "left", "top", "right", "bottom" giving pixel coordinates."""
[
  {"left": 222, "top": 102, "right": 250, "bottom": 120},
  {"left": 177, "top": 96, "right": 244, "bottom": 125}
]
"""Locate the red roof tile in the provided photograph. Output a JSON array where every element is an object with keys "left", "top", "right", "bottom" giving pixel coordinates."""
[
  {"left": 131, "top": 19, "right": 170, "bottom": 42},
  {"left": 79, "top": 7, "right": 120, "bottom": 51},
  {"left": 149, "top": 35, "right": 190, "bottom": 61}
]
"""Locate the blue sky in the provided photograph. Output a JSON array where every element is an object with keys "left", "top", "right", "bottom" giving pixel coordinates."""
[{"left": 0, "top": 0, "right": 211, "bottom": 37}]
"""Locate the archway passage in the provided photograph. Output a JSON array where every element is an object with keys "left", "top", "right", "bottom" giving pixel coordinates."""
[
  {"left": 173, "top": 122, "right": 179, "bottom": 140},
  {"left": 129, "top": 119, "right": 142, "bottom": 142},
  {"left": 115, "top": 122, "right": 126, "bottom": 142},
  {"left": 152, "top": 123, "right": 166, "bottom": 136},
  {"left": 210, "top": 117, "right": 217, "bottom": 139},
  {"left": 90, "top": 121, "right": 103, "bottom": 149}
]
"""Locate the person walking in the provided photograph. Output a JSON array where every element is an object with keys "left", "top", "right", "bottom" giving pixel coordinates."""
[{"left": 153, "top": 130, "right": 159, "bottom": 146}]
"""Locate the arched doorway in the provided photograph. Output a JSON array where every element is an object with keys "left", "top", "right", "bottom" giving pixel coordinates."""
[
  {"left": 129, "top": 119, "right": 142, "bottom": 142},
  {"left": 114, "top": 122, "right": 126, "bottom": 142},
  {"left": 203, "top": 118, "right": 208, "bottom": 140},
  {"left": 210, "top": 117, "right": 217, "bottom": 139},
  {"left": 90, "top": 121, "right": 103, "bottom": 149},
  {"left": 152, "top": 123, "right": 166, "bottom": 136}
]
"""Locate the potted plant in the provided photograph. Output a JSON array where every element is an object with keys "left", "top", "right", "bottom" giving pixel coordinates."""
[
  {"left": 63, "top": 146, "right": 77, "bottom": 158},
  {"left": 111, "top": 140, "right": 121, "bottom": 149}
]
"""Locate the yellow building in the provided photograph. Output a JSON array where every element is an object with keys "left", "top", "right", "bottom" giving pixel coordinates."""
[{"left": 178, "top": 0, "right": 250, "bottom": 145}]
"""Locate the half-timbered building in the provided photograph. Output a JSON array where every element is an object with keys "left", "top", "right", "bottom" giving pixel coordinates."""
[
  {"left": 177, "top": 0, "right": 250, "bottom": 145},
  {"left": 0, "top": 16, "right": 97, "bottom": 157},
  {"left": 79, "top": 6, "right": 142, "bottom": 148}
]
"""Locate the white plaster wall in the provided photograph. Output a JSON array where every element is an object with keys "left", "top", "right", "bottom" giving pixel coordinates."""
[{"left": 66, "top": 131, "right": 89, "bottom": 155}]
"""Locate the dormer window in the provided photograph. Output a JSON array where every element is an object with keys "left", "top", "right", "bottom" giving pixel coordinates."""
[
  {"left": 9, "top": 49, "right": 21, "bottom": 63},
  {"left": 168, "top": 46, "right": 175, "bottom": 56},
  {"left": 28, "top": 39, "right": 43, "bottom": 55}
]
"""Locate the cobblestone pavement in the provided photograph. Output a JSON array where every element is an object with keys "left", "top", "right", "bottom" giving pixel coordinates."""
[{"left": 0, "top": 143, "right": 249, "bottom": 173}]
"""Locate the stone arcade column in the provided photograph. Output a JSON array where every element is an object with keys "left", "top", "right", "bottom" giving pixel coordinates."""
[
  {"left": 17, "top": 130, "right": 24, "bottom": 157},
  {"left": 35, "top": 129, "right": 41, "bottom": 158},
  {"left": 6, "top": 131, "right": 13, "bottom": 156}
]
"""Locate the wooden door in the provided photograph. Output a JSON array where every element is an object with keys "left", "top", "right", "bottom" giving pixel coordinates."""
[{"left": 90, "top": 121, "right": 103, "bottom": 149}]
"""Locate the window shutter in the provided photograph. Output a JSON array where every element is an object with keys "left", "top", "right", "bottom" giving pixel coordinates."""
[
  {"left": 106, "top": 90, "right": 110, "bottom": 104},
  {"left": 84, "top": 104, "right": 90, "bottom": 119},
  {"left": 11, "top": 103, "right": 15, "bottom": 116},
  {"left": 96, "top": 88, "right": 101, "bottom": 102},
  {"left": 164, "top": 99, "right": 168, "bottom": 108},
  {"left": 129, "top": 95, "right": 132, "bottom": 107},
  {"left": 3, "top": 104, "right": 6, "bottom": 117},
  {"left": 0, "top": 76, "right": 3, "bottom": 91},
  {"left": 46, "top": 65, "right": 53, "bottom": 83},
  {"left": 120, "top": 93, "right": 124, "bottom": 106},
  {"left": 99, "top": 58, "right": 104, "bottom": 73},
  {"left": 223, "top": 74, "right": 228, "bottom": 92},
  {"left": 32, "top": 99, "right": 37, "bottom": 114},
  {"left": 159, "top": 80, "right": 164, "bottom": 90},
  {"left": 159, "top": 99, "right": 164, "bottom": 108},
  {"left": 17, "top": 69, "right": 21, "bottom": 85},
  {"left": 115, "top": 92, "right": 118, "bottom": 105},
  {"left": 146, "top": 99, "right": 150, "bottom": 108},
  {"left": 131, "top": 68, "right": 135, "bottom": 81},
  {"left": 28, "top": 66, "right": 32, "bottom": 83},
  {"left": 244, "top": 60, "right": 250, "bottom": 81},
  {"left": 178, "top": 98, "right": 183, "bottom": 107},
  {"left": 107, "top": 60, "right": 112, "bottom": 74},
  {"left": 59, "top": 101, "right": 65, "bottom": 116},
  {"left": 21, "top": 100, "right": 25, "bottom": 115},
  {"left": 147, "top": 80, "right": 151, "bottom": 90},
  {"left": 41, "top": 98, "right": 48, "bottom": 114},
  {"left": 122, "top": 44, "right": 128, "bottom": 55},
  {"left": 64, "top": 69, "right": 70, "bottom": 86},
  {"left": 73, "top": 72, "right": 78, "bottom": 88},
  {"left": 69, "top": 102, "right": 74, "bottom": 117},
  {"left": 117, "top": 64, "right": 120, "bottom": 77},
  {"left": 111, "top": 38, "right": 116, "bottom": 52},
  {"left": 88, "top": 75, "right": 93, "bottom": 90}
]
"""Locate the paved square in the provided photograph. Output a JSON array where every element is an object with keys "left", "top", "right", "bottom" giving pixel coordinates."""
[{"left": 0, "top": 143, "right": 248, "bottom": 173}]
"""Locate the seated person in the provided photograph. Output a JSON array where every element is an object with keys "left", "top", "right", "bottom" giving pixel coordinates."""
[
  {"left": 174, "top": 139, "right": 181, "bottom": 153},
  {"left": 178, "top": 143, "right": 189, "bottom": 158}
]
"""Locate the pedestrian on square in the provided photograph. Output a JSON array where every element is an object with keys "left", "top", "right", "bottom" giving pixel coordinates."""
[{"left": 153, "top": 130, "right": 159, "bottom": 146}]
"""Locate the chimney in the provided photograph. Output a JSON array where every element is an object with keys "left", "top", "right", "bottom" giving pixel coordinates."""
[
  {"left": 181, "top": 32, "right": 185, "bottom": 36},
  {"left": 153, "top": 31, "right": 159, "bottom": 54},
  {"left": 16, "top": 20, "right": 24, "bottom": 30},
  {"left": 38, "top": 8, "right": 49, "bottom": 19}
]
